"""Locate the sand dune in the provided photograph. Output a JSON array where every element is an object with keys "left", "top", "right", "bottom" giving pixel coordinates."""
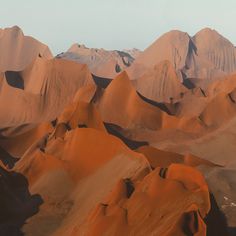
[
  {"left": 77, "top": 164, "right": 210, "bottom": 235},
  {"left": 14, "top": 127, "right": 150, "bottom": 236},
  {"left": 94, "top": 71, "right": 173, "bottom": 130}
]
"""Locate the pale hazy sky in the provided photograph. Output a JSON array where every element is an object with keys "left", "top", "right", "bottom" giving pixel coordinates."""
[{"left": 1, "top": 0, "right": 236, "bottom": 54}]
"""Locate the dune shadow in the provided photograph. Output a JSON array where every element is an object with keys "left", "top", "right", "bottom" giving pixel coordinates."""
[
  {"left": 205, "top": 193, "right": 229, "bottom": 236},
  {"left": 136, "top": 91, "right": 174, "bottom": 114},
  {"left": 92, "top": 74, "right": 112, "bottom": 88},
  {"left": 228, "top": 227, "right": 236, "bottom": 236},
  {"left": 104, "top": 122, "right": 148, "bottom": 149},
  {"left": 0, "top": 166, "right": 43, "bottom": 236},
  {"left": 5, "top": 71, "right": 24, "bottom": 90},
  {"left": 182, "top": 78, "right": 195, "bottom": 89},
  {"left": 181, "top": 71, "right": 196, "bottom": 89},
  {"left": 0, "top": 146, "right": 19, "bottom": 169}
]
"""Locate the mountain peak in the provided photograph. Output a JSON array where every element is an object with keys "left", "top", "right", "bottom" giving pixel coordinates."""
[
  {"left": 193, "top": 27, "right": 227, "bottom": 41},
  {"left": 197, "top": 27, "right": 216, "bottom": 33},
  {"left": 160, "top": 29, "right": 190, "bottom": 41},
  {"left": 5, "top": 25, "right": 23, "bottom": 34}
]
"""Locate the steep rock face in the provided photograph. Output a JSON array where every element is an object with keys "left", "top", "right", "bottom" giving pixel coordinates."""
[
  {"left": 94, "top": 71, "right": 173, "bottom": 130},
  {"left": 127, "top": 30, "right": 191, "bottom": 80},
  {"left": 0, "top": 57, "right": 94, "bottom": 129},
  {"left": 128, "top": 28, "right": 236, "bottom": 81},
  {"left": 132, "top": 60, "right": 188, "bottom": 102},
  {"left": 193, "top": 28, "right": 236, "bottom": 74},
  {"left": 13, "top": 127, "right": 150, "bottom": 236},
  {"left": 1, "top": 26, "right": 236, "bottom": 235},
  {"left": 0, "top": 26, "right": 52, "bottom": 72},
  {"left": 123, "top": 48, "right": 142, "bottom": 59},
  {"left": 184, "top": 28, "right": 236, "bottom": 79},
  {"left": 77, "top": 164, "right": 210, "bottom": 236},
  {"left": 57, "top": 44, "right": 135, "bottom": 78},
  {"left": 125, "top": 28, "right": 236, "bottom": 103}
]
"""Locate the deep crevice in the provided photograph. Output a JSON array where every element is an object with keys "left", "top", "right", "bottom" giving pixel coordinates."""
[
  {"left": 5, "top": 71, "right": 24, "bottom": 90},
  {"left": 92, "top": 74, "right": 112, "bottom": 89},
  {"left": 205, "top": 193, "right": 229, "bottom": 236},
  {"left": 137, "top": 92, "right": 173, "bottom": 115},
  {"left": 0, "top": 146, "right": 18, "bottom": 169},
  {"left": 159, "top": 168, "right": 168, "bottom": 179},
  {"left": 78, "top": 124, "right": 88, "bottom": 128},
  {"left": 124, "top": 178, "right": 135, "bottom": 198},
  {"left": 182, "top": 211, "right": 198, "bottom": 236},
  {"left": 0, "top": 166, "right": 43, "bottom": 235},
  {"left": 104, "top": 123, "right": 148, "bottom": 150}
]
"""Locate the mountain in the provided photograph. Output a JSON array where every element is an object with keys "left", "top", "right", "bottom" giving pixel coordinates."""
[
  {"left": 127, "top": 30, "right": 191, "bottom": 80},
  {"left": 0, "top": 26, "right": 52, "bottom": 72},
  {"left": 1, "top": 26, "right": 236, "bottom": 235},
  {"left": 123, "top": 48, "right": 142, "bottom": 58},
  {"left": 131, "top": 60, "right": 188, "bottom": 102},
  {"left": 128, "top": 27, "right": 236, "bottom": 80},
  {"left": 94, "top": 71, "right": 166, "bottom": 130},
  {"left": 0, "top": 56, "right": 94, "bottom": 130},
  {"left": 57, "top": 44, "right": 135, "bottom": 78},
  {"left": 125, "top": 28, "right": 236, "bottom": 103}
]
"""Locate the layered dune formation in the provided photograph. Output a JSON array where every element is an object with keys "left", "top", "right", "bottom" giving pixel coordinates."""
[{"left": 1, "top": 26, "right": 236, "bottom": 236}]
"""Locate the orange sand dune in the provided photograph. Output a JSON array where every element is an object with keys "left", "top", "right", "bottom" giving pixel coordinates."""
[
  {"left": 53, "top": 101, "right": 106, "bottom": 139},
  {"left": 95, "top": 71, "right": 179, "bottom": 130},
  {"left": 176, "top": 74, "right": 236, "bottom": 130},
  {"left": 77, "top": 164, "right": 209, "bottom": 236},
  {"left": 94, "top": 71, "right": 208, "bottom": 135},
  {"left": 14, "top": 128, "right": 150, "bottom": 235}
]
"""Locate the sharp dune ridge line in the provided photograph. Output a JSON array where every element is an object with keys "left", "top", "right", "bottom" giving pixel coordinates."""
[{"left": 0, "top": 26, "right": 236, "bottom": 236}]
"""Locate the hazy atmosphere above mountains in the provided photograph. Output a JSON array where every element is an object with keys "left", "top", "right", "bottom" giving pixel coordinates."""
[{"left": 1, "top": 0, "right": 236, "bottom": 54}]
